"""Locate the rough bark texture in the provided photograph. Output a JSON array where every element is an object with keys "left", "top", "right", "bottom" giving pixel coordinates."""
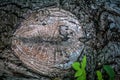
[{"left": 0, "top": 0, "right": 120, "bottom": 80}]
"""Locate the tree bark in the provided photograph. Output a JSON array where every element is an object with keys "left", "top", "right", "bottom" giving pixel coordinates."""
[{"left": 0, "top": 0, "right": 120, "bottom": 80}]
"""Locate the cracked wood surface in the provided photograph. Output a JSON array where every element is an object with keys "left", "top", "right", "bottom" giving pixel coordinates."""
[
  {"left": 12, "top": 8, "right": 84, "bottom": 77},
  {"left": 0, "top": 0, "right": 120, "bottom": 80}
]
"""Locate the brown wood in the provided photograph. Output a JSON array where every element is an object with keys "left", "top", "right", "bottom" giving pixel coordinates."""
[{"left": 11, "top": 8, "right": 84, "bottom": 77}]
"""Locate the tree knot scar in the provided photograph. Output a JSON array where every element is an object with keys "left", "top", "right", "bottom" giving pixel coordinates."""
[{"left": 12, "top": 8, "right": 84, "bottom": 77}]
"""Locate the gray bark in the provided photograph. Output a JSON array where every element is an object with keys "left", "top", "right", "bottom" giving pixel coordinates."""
[{"left": 0, "top": 0, "right": 120, "bottom": 80}]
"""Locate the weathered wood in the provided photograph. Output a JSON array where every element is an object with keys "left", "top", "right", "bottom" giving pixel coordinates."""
[
  {"left": 0, "top": 0, "right": 120, "bottom": 80},
  {"left": 12, "top": 8, "right": 84, "bottom": 77}
]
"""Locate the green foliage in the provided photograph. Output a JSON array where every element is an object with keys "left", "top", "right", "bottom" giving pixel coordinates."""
[
  {"left": 81, "top": 56, "right": 86, "bottom": 69},
  {"left": 75, "top": 70, "right": 82, "bottom": 77},
  {"left": 72, "top": 56, "right": 87, "bottom": 80},
  {"left": 72, "top": 55, "right": 115, "bottom": 80},
  {"left": 96, "top": 70, "right": 103, "bottom": 80},
  {"left": 96, "top": 65, "right": 115, "bottom": 80},
  {"left": 72, "top": 62, "right": 81, "bottom": 71},
  {"left": 103, "top": 65, "right": 115, "bottom": 80}
]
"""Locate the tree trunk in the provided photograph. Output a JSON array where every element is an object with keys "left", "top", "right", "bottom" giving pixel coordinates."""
[{"left": 0, "top": 0, "right": 120, "bottom": 80}]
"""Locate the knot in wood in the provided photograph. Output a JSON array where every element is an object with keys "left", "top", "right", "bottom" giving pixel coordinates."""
[{"left": 12, "top": 8, "right": 84, "bottom": 77}]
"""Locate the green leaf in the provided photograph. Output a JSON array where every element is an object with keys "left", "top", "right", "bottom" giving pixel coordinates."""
[
  {"left": 77, "top": 75, "right": 86, "bottom": 80},
  {"left": 103, "top": 65, "right": 115, "bottom": 80},
  {"left": 77, "top": 76, "right": 83, "bottom": 80},
  {"left": 72, "top": 62, "right": 80, "bottom": 71},
  {"left": 83, "top": 69, "right": 86, "bottom": 80},
  {"left": 77, "top": 77, "right": 81, "bottom": 80},
  {"left": 75, "top": 69, "right": 83, "bottom": 77},
  {"left": 96, "top": 70, "right": 103, "bottom": 80},
  {"left": 81, "top": 56, "right": 87, "bottom": 69}
]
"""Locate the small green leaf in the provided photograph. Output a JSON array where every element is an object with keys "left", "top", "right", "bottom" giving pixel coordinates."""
[
  {"left": 75, "top": 69, "right": 83, "bottom": 77},
  {"left": 83, "top": 69, "right": 86, "bottom": 79},
  {"left": 78, "top": 69, "right": 86, "bottom": 80},
  {"left": 96, "top": 70, "right": 103, "bottom": 80},
  {"left": 81, "top": 56, "right": 87, "bottom": 69},
  {"left": 77, "top": 75, "right": 86, "bottom": 80},
  {"left": 81, "top": 75, "right": 86, "bottom": 80},
  {"left": 72, "top": 62, "right": 80, "bottom": 71},
  {"left": 77, "top": 77, "right": 81, "bottom": 80},
  {"left": 103, "top": 65, "right": 115, "bottom": 80}
]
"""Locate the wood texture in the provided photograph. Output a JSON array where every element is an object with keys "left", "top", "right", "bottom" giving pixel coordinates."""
[
  {"left": 0, "top": 0, "right": 120, "bottom": 80},
  {"left": 12, "top": 8, "right": 84, "bottom": 77}
]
